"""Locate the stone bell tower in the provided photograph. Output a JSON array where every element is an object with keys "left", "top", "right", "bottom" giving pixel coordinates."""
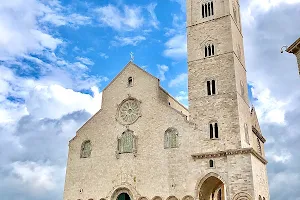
[
  {"left": 187, "top": 0, "right": 249, "bottom": 150},
  {"left": 186, "top": 0, "right": 270, "bottom": 199}
]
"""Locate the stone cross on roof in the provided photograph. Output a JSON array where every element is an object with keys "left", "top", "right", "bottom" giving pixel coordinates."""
[{"left": 130, "top": 52, "right": 134, "bottom": 62}]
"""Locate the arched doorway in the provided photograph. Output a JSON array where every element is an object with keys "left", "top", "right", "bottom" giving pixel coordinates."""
[
  {"left": 117, "top": 193, "right": 131, "bottom": 200},
  {"left": 197, "top": 173, "right": 226, "bottom": 200}
]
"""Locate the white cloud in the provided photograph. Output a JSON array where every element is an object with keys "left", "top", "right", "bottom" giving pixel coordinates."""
[
  {"left": 112, "top": 36, "right": 146, "bottom": 46},
  {"left": 157, "top": 64, "right": 169, "bottom": 81},
  {"left": 175, "top": 91, "right": 188, "bottom": 102},
  {"left": 0, "top": 0, "right": 93, "bottom": 60},
  {"left": 146, "top": 3, "right": 159, "bottom": 29},
  {"left": 251, "top": 84, "right": 289, "bottom": 125},
  {"left": 26, "top": 84, "right": 102, "bottom": 120},
  {"left": 76, "top": 57, "right": 95, "bottom": 66},
  {"left": 267, "top": 149, "right": 292, "bottom": 163},
  {"left": 170, "top": 0, "right": 186, "bottom": 12},
  {"left": 168, "top": 73, "right": 187, "bottom": 87},
  {"left": 11, "top": 161, "right": 59, "bottom": 192},
  {"left": 163, "top": 34, "right": 187, "bottom": 59},
  {"left": 95, "top": 4, "right": 144, "bottom": 31},
  {"left": 100, "top": 52, "right": 109, "bottom": 59}
]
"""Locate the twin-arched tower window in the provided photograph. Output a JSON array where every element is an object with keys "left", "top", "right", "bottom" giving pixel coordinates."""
[
  {"left": 202, "top": 1, "right": 214, "bottom": 18},
  {"left": 164, "top": 127, "right": 179, "bottom": 149},
  {"left": 205, "top": 44, "right": 215, "bottom": 57}
]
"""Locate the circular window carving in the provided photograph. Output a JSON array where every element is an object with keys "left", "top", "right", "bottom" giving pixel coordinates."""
[{"left": 118, "top": 98, "right": 141, "bottom": 125}]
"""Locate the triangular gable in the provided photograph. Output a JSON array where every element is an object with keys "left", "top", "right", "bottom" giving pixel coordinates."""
[
  {"left": 103, "top": 61, "right": 159, "bottom": 92},
  {"left": 250, "top": 106, "right": 262, "bottom": 133}
]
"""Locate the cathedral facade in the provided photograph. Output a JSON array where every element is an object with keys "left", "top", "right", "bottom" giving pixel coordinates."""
[{"left": 63, "top": 0, "right": 270, "bottom": 200}]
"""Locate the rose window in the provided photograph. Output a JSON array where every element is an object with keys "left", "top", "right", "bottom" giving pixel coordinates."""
[{"left": 118, "top": 99, "right": 141, "bottom": 124}]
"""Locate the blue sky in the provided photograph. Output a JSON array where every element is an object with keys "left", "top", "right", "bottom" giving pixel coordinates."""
[{"left": 1, "top": 0, "right": 300, "bottom": 200}]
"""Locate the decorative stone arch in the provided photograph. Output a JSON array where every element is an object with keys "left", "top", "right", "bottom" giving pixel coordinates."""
[
  {"left": 182, "top": 195, "right": 194, "bottom": 200},
  {"left": 232, "top": 192, "right": 252, "bottom": 200},
  {"left": 138, "top": 197, "right": 149, "bottom": 200},
  {"left": 195, "top": 172, "right": 227, "bottom": 200},
  {"left": 166, "top": 196, "right": 178, "bottom": 200},
  {"left": 108, "top": 184, "right": 140, "bottom": 200},
  {"left": 152, "top": 196, "right": 162, "bottom": 200},
  {"left": 204, "top": 40, "right": 216, "bottom": 57}
]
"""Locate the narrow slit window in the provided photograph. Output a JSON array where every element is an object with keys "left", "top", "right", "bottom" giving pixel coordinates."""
[
  {"left": 215, "top": 123, "right": 219, "bottom": 138},
  {"left": 205, "top": 46, "right": 208, "bottom": 57},
  {"left": 210, "top": 124, "right": 214, "bottom": 139},
  {"left": 212, "top": 80, "right": 216, "bottom": 95},
  {"left": 209, "top": 122, "right": 219, "bottom": 139},
  {"left": 212, "top": 45, "right": 215, "bottom": 55},
  {"left": 207, "top": 81, "right": 212, "bottom": 95},
  {"left": 211, "top": 2, "right": 214, "bottom": 15},
  {"left": 208, "top": 3, "right": 211, "bottom": 16},
  {"left": 208, "top": 45, "right": 211, "bottom": 56},
  {"left": 128, "top": 77, "right": 133, "bottom": 87},
  {"left": 205, "top": 4, "right": 208, "bottom": 17},
  {"left": 209, "top": 160, "right": 214, "bottom": 168},
  {"left": 202, "top": 5, "right": 205, "bottom": 18}
]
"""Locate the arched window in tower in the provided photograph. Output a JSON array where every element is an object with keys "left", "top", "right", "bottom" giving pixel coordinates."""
[
  {"left": 117, "top": 130, "right": 137, "bottom": 154},
  {"left": 164, "top": 127, "right": 179, "bottom": 149},
  {"left": 205, "top": 44, "right": 215, "bottom": 57},
  {"left": 202, "top": 2, "right": 214, "bottom": 18},
  {"left": 209, "top": 122, "right": 219, "bottom": 139},
  {"left": 257, "top": 138, "right": 262, "bottom": 155},
  {"left": 80, "top": 140, "right": 92, "bottom": 158},
  {"left": 207, "top": 80, "right": 216, "bottom": 95},
  {"left": 259, "top": 195, "right": 262, "bottom": 200},
  {"left": 128, "top": 77, "right": 133, "bottom": 87},
  {"left": 245, "top": 123, "right": 250, "bottom": 144}
]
